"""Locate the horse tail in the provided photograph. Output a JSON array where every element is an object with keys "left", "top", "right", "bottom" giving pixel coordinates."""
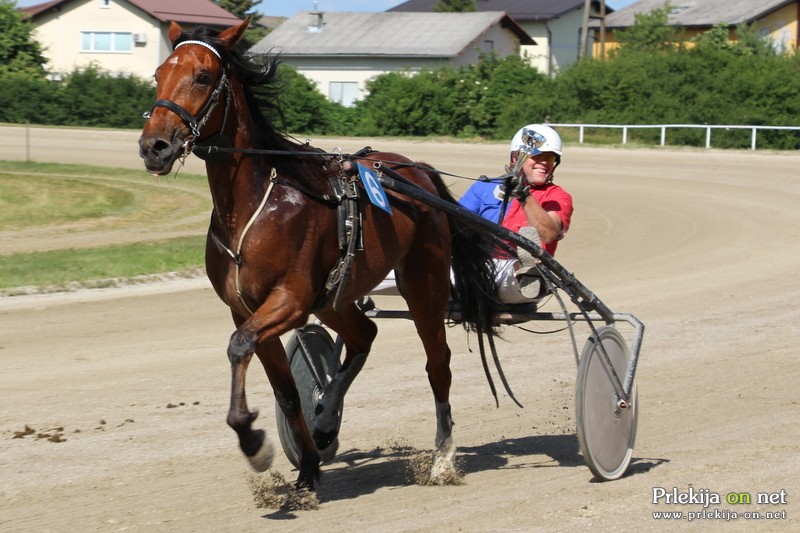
[{"left": 424, "top": 167, "right": 499, "bottom": 333}]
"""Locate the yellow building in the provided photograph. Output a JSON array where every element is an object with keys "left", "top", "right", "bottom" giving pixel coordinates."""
[{"left": 592, "top": 0, "right": 799, "bottom": 56}]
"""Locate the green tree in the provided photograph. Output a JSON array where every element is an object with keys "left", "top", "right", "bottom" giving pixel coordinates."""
[
  {"left": 272, "top": 64, "right": 356, "bottom": 135},
  {"left": 613, "top": 2, "right": 685, "bottom": 54},
  {"left": 0, "top": 0, "right": 48, "bottom": 76},
  {"left": 434, "top": 0, "right": 476, "bottom": 13},
  {"left": 213, "top": 0, "right": 270, "bottom": 50},
  {"left": 213, "top": 0, "right": 261, "bottom": 19}
]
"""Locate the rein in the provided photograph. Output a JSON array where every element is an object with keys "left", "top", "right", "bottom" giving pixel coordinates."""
[{"left": 192, "top": 144, "right": 481, "bottom": 182}]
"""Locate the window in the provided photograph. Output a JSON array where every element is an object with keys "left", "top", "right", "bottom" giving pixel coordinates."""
[
  {"left": 329, "top": 81, "right": 359, "bottom": 107},
  {"left": 81, "top": 32, "right": 133, "bottom": 53}
]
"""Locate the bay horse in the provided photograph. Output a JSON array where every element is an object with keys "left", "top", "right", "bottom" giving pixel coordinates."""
[{"left": 139, "top": 18, "right": 499, "bottom": 490}]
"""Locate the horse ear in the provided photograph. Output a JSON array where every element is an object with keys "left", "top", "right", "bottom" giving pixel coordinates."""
[
  {"left": 218, "top": 17, "right": 251, "bottom": 49},
  {"left": 168, "top": 21, "right": 183, "bottom": 44}
]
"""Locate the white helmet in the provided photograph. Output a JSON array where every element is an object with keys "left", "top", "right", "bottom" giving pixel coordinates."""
[{"left": 509, "top": 124, "right": 563, "bottom": 157}]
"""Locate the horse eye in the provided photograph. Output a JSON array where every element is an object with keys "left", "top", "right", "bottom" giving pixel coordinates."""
[{"left": 196, "top": 73, "right": 212, "bottom": 85}]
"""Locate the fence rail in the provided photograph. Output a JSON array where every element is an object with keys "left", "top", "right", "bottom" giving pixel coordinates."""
[{"left": 546, "top": 123, "right": 800, "bottom": 150}]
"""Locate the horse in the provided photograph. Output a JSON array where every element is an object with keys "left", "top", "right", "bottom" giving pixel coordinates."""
[{"left": 138, "top": 18, "right": 499, "bottom": 491}]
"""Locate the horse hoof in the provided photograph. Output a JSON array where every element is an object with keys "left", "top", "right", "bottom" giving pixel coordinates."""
[
  {"left": 295, "top": 472, "right": 317, "bottom": 493},
  {"left": 430, "top": 437, "right": 458, "bottom": 484},
  {"left": 246, "top": 437, "right": 275, "bottom": 472},
  {"left": 312, "top": 428, "right": 337, "bottom": 451},
  {"left": 430, "top": 454, "right": 460, "bottom": 485}
]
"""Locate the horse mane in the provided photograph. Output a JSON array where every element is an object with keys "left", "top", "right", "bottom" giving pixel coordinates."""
[{"left": 174, "top": 27, "right": 325, "bottom": 175}]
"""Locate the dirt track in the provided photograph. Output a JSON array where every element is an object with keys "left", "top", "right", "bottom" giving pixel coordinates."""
[{"left": 1, "top": 129, "right": 798, "bottom": 531}]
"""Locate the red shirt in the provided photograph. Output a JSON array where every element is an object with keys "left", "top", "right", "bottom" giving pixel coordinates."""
[{"left": 501, "top": 183, "right": 573, "bottom": 256}]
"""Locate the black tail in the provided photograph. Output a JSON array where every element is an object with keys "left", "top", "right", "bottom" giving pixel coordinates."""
[{"left": 428, "top": 172, "right": 499, "bottom": 333}]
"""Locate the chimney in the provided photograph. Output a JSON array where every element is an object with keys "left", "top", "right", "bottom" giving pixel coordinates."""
[{"left": 308, "top": 6, "right": 325, "bottom": 33}]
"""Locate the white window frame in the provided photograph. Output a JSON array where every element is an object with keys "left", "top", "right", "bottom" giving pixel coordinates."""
[
  {"left": 80, "top": 31, "right": 133, "bottom": 54},
  {"left": 329, "top": 81, "right": 359, "bottom": 107}
]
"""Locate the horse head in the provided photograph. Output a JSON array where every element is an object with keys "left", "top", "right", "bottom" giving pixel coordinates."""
[{"left": 138, "top": 18, "right": 250, "bottom": 175}]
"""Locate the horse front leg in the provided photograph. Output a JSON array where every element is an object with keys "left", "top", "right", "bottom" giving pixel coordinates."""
[
  {"left": 313, "top": 303, "right": 378, "bottom": 451},
  {"left": 226, "top": 291, "right": 321, "bottom": 490},
  {"left": 256, "top": 337, "right": 321, "bottom": 490},
  {"left": 226, "top": 339, "right": 274, "bottom": 472}
]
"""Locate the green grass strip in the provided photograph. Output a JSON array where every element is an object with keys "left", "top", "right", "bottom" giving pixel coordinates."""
[{"left": 0, "top": 236, "right": 206, "bottom": 290}]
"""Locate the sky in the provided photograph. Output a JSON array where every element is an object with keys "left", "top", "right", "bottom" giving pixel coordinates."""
[{"left": 15, "top": 1, "right": 640, "bottom": 17}]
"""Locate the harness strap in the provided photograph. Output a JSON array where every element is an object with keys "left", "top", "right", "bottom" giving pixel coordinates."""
[
  {"left": 312, "top": 170, "right": 363, "bottom": 312},
  {"left": 209, "top": 167, "right": 277, "bottom": 316}
]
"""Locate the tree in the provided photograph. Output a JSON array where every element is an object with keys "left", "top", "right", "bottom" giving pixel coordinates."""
[
  {"left": 213, "top": 0, "right": 262, "bottom": 20},
  {"left": 434, "top": 0, "right": 476, "bottom": 13},
  {"left": 613, "top": 2, "right": 685, "bottom": 54},
  {"left": 0, "top": 0, "right": 48, "bottom": 76}
]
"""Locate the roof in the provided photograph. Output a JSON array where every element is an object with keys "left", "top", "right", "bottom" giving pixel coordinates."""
[
  {"left": 600, "top": 0, "right": 796, "bottom": 29},
  {"left": 251, "top": 11, "right": 535, "bottom": 57},
  {"left": 388, "top": 0, "right": 606, "bottom": 22},
  {"left": 21, "top": 0, "right": 241, "bottom": 26}
]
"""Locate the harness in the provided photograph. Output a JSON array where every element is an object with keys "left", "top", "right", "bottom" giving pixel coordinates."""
[
  {"left": 143, "top": 39, "right": 375, "bottom": 315},
  {"left": 142, "top": 40, "right": 232, "bottom": 160},
  {"left": 206, "top": 160, "right": 366, "bottom": 316}
]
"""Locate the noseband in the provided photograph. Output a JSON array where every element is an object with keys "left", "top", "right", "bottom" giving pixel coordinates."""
[{"left": 143, "top": 40, "right": 230, "bottom": 139}]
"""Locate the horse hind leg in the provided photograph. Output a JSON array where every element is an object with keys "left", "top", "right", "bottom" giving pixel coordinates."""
[
  {"left": 401, "top": 261, "right": 459, "bottom": 483},
  {"left": 431, "top": 400, "right": 457, "bottom": 482}
]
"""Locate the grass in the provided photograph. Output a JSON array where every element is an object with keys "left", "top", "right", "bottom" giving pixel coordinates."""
[
  {"left": 0, "top": 161, "right": 211, "bottom": 294},
  {"left": 0, "top": 236, "right": 206, "bottom": 292}
]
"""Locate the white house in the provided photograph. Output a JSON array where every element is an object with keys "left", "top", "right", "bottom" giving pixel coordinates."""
[
  {"left": 21, "top": 0, "right": 241, "bottom": 80},
  {"left": 250, "top": 10, "right": 534, "bottom": 107},
  {"left": 389, "top": 0, "right": 609, "bottom": 76}
]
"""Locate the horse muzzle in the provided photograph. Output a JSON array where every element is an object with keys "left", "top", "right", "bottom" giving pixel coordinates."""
[{"left": 138, "top": 133, "right": 190, "bottom": 175}]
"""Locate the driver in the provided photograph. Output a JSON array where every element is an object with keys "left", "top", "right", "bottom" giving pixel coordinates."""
[{"left": 494, "top": 124, "right": 573, "bottom": 304}]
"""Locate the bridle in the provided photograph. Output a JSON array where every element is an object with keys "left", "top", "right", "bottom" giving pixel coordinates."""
[{"left": 142, "top": 40, "right": 230, "bottom": 144}]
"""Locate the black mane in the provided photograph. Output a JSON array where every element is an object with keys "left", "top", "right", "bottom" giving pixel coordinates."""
[{"left": 175, "top": 27, "right": 326, "bottom": 175}]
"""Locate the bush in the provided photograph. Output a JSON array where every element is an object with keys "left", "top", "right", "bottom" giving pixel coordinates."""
[
  {"left": 59, "top": 65, "right": 155, "bottom": 128},
  {"left": 2, "top": 23, "right": 799, "bottom": 151}
]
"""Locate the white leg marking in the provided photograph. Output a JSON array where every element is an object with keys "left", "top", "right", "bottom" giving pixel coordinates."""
[{"left": 430, "top": 401, "right": 457, "bottom": 482}]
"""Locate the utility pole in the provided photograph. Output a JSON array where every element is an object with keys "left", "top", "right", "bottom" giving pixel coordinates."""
[
  {"left": 579, "top": 0, "right": 591, "bottom": 59},
  {"left": 599, "top": 0, "right": 607, "bottom": 58},
  {"left": 580, "top": 0, "right": 608, "bottom": 59}
]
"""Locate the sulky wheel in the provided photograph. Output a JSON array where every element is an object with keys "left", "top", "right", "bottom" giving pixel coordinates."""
[
  {"left": 575, "top": 325, "right": 637, "bottom": 481},
  {"left": 275, "top": 323, "right": 341, "bottom": 468}
]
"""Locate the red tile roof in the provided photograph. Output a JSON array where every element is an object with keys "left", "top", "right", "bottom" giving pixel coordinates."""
[{"left": 22, "top": 0, "right": 241, "bottom": 26}]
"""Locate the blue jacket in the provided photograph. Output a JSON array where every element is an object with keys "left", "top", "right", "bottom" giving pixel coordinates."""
[{"left": 458, "top": 180, "right": 508, "bottom": 225}]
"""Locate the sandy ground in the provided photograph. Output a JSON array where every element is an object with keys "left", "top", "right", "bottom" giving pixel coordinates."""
[{"left": 1, "top": 127, "right": 799, "bottom": 531}]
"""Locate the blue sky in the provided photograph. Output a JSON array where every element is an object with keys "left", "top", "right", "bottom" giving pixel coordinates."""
[{"left": 16, "top": 1, "right": 639, "bottom": 17}]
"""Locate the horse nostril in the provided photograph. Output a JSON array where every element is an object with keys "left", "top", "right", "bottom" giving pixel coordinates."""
[
  {"left": 140, "top": 136, "right": 172, "bottom": 157},
  {"left": 152, "top": 139, "right": 171, "bottom": 155}
]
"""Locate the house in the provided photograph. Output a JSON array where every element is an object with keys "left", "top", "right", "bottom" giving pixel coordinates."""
[
  {"left": 389, "top": 0, "right": 610, "bottom": 76},
  {"left": 595, "top": 0, "right": 800, "bottom": 55},
  {"left": 21, "top": 0, "right": 241, "bottom": 80},
  {"left": 250, "top": 11, "right": 534, "bottom": 107}
]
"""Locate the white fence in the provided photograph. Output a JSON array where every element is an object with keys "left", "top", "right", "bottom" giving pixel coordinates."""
[{"left": 546, "top": 123, "right": 800, "bottom": 150}]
